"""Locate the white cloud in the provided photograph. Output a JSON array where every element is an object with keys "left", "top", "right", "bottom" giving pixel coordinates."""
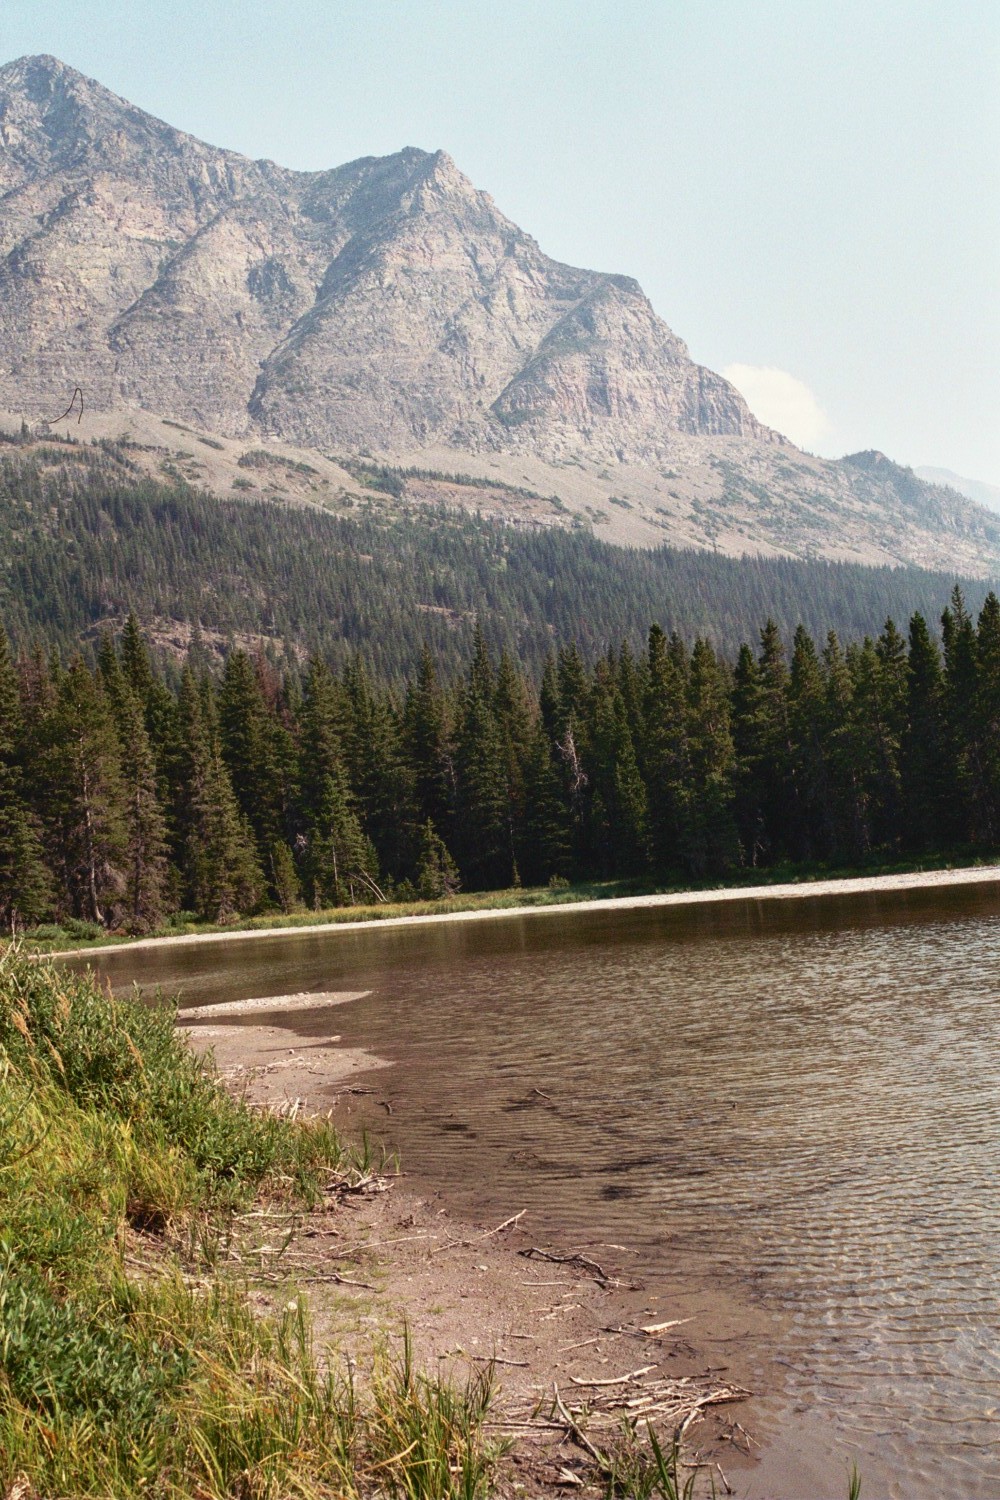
[{"left": 722, "top": 364, "right": 832, "bottom": 449}]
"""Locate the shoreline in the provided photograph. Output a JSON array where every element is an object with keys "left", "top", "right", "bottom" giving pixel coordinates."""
[
  {"left": 186, "top": 1013, "right": 785, "bottom": 1496},
  {"left": 51, "top": 860, "right": 1000, "bottom": 960}
]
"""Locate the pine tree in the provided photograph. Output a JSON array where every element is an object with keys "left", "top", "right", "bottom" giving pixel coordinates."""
[
  {"left": 344, "top": 659, "right": 415, "bottom": 880},
  {"left": 682, "top": 638, "right": 739, "bottom": 875},
  {"left": 454, "top": 642, "right": 512, "bottom": 889},
  {"left": 305, "top": 761, "right": 381, "bottom": 907},
  {"left": 822, "top": 631, "right": 869, "bottom": 862},
  {"left": 940, "top": 587, "right": 980, "bottom": 842},
  {"left": 415, "top": 819, "right": 461, "bottom": 900},
  {"left": 176, "top": 671, "right": 263, "bottom": 922},
  {"left": 902, "top": 613, "right": 949, "bottom": 852},
  {"left": 44, "top": 658, "right": 127, "bottom": 925},
  {"left": 117, "top": 685, "right": 170, "bottom": 933},
  {"left": 787, "top": 626, "right": 829, "bottom": 860},
  {"left": 0, "top": 631, "right": 50, "bottom": 928},
  {"left": 641, "top": 624, "right": 688, "bottom": 872},
  {"left": 755, "top": 619, "right": 795, "bottom": 859},
  {"left": 219, "top": 650, "right": 287, "bottom": 859},
  {"left": 298, "top": 660, "right": 380, "bottom": 906},
  {"left": 730, "top": 644, "right": 765, "bottom": 865},
  {"left": 976, "top": 592, "right": 1000, "bottom": 836},
  {"left": 586, "top": 666, "right": 647, "bottom": 876},
  {"left": 519, "top": 721, "right": 572, "bottom": 884},
  {"left": 402, "top": 644, "right": 454, "bottom": 833}
]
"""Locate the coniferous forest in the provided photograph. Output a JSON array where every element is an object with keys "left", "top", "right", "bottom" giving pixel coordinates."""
[
  {"left": 2, "top": 583, "right": 999, "bottom": 934},
  {"left": 2, "top": 439, "right": 998, "bottom": 677}
]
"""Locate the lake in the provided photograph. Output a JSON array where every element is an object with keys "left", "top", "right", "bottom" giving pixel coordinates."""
[{"left": 68, "top": 879, "right": 1000, "bottom": 1498}]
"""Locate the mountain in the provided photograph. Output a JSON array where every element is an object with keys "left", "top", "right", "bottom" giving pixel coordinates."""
[
  {"left": 915, "top": 467, "right": 1000, "bottom": 517},
  {"left": 2, "top": 53, "right": 1000, "bottom": 575}
]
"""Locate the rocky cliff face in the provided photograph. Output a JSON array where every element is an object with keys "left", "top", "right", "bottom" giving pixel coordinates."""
[
  {"left": 0, "top": 55, "right": 766, "bottom": 460},
  {"left": 1, "top": 54, "right": 998, "bottom": 575}
]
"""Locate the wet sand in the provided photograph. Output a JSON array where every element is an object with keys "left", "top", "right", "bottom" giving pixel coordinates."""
[{"left": 185, "top": 1010, "right": 782, "bottom": 1496}]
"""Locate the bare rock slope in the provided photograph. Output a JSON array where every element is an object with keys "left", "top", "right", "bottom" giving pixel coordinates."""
[{"left": 2, "top": 54, "right": 998, "bottom": 573}]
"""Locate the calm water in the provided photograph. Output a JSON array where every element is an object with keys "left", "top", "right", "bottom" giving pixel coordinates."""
[{"left": 72, "top": 883, "right": 1000, "bottom": 1498}]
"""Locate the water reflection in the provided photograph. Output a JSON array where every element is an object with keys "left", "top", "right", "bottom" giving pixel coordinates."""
[{"left": 70, "top": 883, "right": 1000, "bottom": 1498}]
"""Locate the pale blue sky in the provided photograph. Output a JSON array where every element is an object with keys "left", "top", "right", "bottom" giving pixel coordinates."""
[{"left": 3, "top": 0, "right": 998, "bottom": 480}]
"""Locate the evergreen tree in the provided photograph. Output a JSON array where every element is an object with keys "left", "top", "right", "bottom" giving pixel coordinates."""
[
  {"left": 519, "top": 721, "right": 572, "bottom": 884},
  {"left": 730, "top": 644, "right": 765, "bottom": 865},
  {"left": 415, "top": 819, "right": 461, "bottom": 900},
  {"left": 976, "top": 592, "right": 1000, "bottom": 837},
  {"left": 117, "top": 685, "right": 170, "bottom": 933},
  {"left": 344, "top": 659, "right": 415, "bottom": 880},
  {"left": 822, "top": 631, "right": 869, "bottom": 862},
  {"left": 585, "top": 666, "right": 647, "bottom": 876},
  {"left": 305, "top": 761, "right": 381, "bottom": 907},
  {"left": 755, "top": 619, "right": 795, "bottom": 859},
  {"left": 940, "top": 587, "right": 980, "bottom": 841},
  {"left": 454, "top": 643, "right": 512, "bottom": 889},
  {"left": 43, "top": 658, "right": 127, "bottom": 925},
  {"left": 402, "top": 644, "right": 454, "bottom": 833},
  {"left": 298, "top": 660, "right": 380, "bottom": 906},
  {"left": 902, "top": 613, "right": 949, "bottom": 852},
  {"left": 219, "top": 650, "right": 286, "bottom": 858},
  {"left": 0, "top": 631, "right": 50, "bottom": 927},
  {"left": 681, "top": 638, "right": 739, "bottom": 875},
  {"left": 641, "top": 624, "right": 688, "bottom": 871},
  {"left": 176, "top": 671, "right": 263, "bottom": 922},
  {"left": 787, "top": 626, "right": 829, "bottom": 860}
]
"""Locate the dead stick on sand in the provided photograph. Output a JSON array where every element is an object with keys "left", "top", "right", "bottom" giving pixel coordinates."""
[
  {"left": 520, "top": 1246, "right": 614, "bottom": 1285},
  {"left": 479, "top": 1209, "right": 526, "bottom": 1237},
  {"left": 568, "top": 1365, "right": 656, "bottom": 1387},
  {"left": 552, "top": 1386, "right": 609, "bottom": 1471}
]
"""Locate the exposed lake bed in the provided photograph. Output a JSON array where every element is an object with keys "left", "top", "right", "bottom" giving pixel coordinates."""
[{"left": 67, "top": 871, "right": 1000, "bottom": 1499}]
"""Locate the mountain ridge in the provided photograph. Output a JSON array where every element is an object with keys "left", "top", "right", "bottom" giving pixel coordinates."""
[{"left": 1, "top": 53, "right": 999, "bottom": 575}]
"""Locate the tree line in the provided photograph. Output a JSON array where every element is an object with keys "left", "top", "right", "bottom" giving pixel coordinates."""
[{"left": 2, "top": 589, "right": 999, "bottom": 933}]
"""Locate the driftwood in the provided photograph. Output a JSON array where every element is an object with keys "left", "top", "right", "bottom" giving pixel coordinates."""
[
  {"left": 495, "top": 1363, "right": 750, "bottom": 1489},
  {"left": 519, "top": 1245, "right": 622, "bottom": 1287}
]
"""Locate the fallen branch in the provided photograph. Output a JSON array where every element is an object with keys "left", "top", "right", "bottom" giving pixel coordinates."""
[
  {"left": 552, "top": 1385, "right": 610, "bottom": 1471},
  {"left": 568, "top": 1365, "right": 656, "bottom": 1388},
  {"left": 519, "top": 1245, "right": 618, "bottom": 1287},
  {"left": 480, "top": 1208, "right": 526, "bottom": 1238}
]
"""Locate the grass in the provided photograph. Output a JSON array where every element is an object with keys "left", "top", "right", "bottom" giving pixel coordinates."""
[
  {"left": 0, "top": 945, "right": 502, "bottom": 1498},
  {"left": 24, "top": 847, "right": 1000, "bottom": 954}
]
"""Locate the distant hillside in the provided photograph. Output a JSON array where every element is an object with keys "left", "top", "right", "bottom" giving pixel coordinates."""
[
  {"left": 1, "top": 438, "right": 995, "bottom": 681},
  {"left": 916, "top": 466, "right": 1000, "bottom": 516},
  {"left": 1, "top": 54, "right": 999, "bottom": 573}
]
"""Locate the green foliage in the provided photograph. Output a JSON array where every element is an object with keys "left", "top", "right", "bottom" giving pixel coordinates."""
[
  {"left": 416, "top": 820, "right": 461, "bottom": 900},
  {"left": 0, "top": 948, "right": 501, "bottom": 1498},
  {"left": 5, "top": 488, "right": 1000, "bottom": 932}
]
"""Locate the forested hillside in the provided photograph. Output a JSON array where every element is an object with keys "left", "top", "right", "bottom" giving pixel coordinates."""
[
  {"left": 2, "top": 589, "right": 998, "bottom": 934},
  {"left": 1, "top": 439, "right": 996, "bottom": 679}
]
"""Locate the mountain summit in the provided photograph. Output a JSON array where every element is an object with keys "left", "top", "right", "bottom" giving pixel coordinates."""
[
  {"left": 0, "top": 54, "right": 764, "bottom": 459},
  {"left": 1, "top": 55, "right": 998, "bottom": 573}
]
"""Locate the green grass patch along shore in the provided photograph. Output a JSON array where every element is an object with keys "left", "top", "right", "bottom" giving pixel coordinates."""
[
  {"left": 25, "top": 850, "right": 1000, "bottom": 956},
  {"left": 0, "top": 944, "right": 502, "bottom": 1499}
]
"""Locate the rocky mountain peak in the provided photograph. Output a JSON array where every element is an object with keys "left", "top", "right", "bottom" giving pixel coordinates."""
[
  {"left": 0, "top": 55, "right": 762, "bottom": 460},
  {"left": 1, "top": 56, "right": 996, "bottom": 574}
]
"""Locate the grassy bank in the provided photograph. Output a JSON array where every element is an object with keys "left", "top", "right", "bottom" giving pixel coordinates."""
[
  {"left": 25, "top": 848, "right": 1000, "bottom": 955},
  {"left": 0, "top": 946, "right": 501, "bottom": 1499}
]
